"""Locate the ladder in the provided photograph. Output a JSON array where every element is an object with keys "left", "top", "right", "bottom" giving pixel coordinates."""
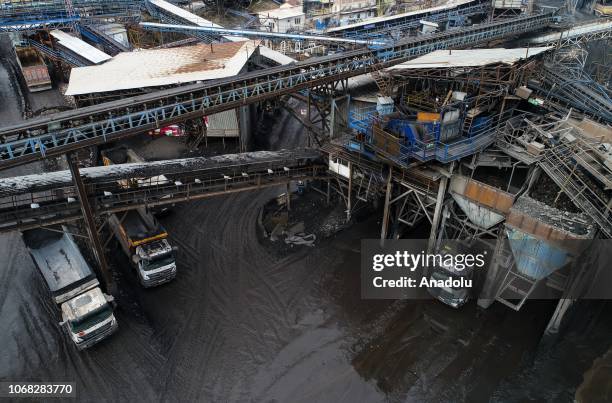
[
  {"left": 569, "top": 137, "right": 612, "bottom": 190},
  {"left": 494, "top": 232, "right": 540, "bottom": 311},
  {"left": 462, "top": 107, "right": 481, "bottom": 135},
  {"left": 368, "top": 53, "right": 390, "bottom": 96}
]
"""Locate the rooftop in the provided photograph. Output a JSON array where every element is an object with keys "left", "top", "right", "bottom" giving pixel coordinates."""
[
  {"left": 50, "top": 29, "right": 112, "bottom": 64},
  {"left": 387, "top": 47, "right": 551, "bottom": 70},
  {"left": 257, "top": 4, "right": 305, "bottom": 20},
  {"left": 65, "top": 40, "right": 259, "bottom": 95}
]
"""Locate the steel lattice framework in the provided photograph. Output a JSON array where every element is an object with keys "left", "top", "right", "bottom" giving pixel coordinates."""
[
  {"left": 0, "top": 149, "right": 326, "bottom": 232},
  {"left": 0, "top": 11, "right": 556, "bottom": 169},
  {"left": 328, "top": 0, "right": 490, "bottom": 40},
  {"left": 0, "top": 0, "right": 141, "bottom": 32}
]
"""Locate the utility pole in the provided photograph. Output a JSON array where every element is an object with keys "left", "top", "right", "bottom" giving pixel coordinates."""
[{"left": 67, "top": 152, "right": 115, "bottom": 294}]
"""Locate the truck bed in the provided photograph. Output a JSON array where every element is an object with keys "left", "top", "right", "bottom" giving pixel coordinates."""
[
  {"left": 15, "top": 47, "right": 52, "bottom": 92},
  {"left": 22, "top": 228, "right": 96, "bottom": 295},
  {"left": 122, "top": 209, "right": 164, "bottom": 242}
]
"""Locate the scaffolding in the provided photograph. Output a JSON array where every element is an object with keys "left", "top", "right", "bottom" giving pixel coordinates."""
[{"left": 496, "top": 115, "right": 612, "bottom": 237}]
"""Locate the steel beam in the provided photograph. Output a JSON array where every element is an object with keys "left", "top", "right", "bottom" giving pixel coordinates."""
[
  {"left": 67, "top": 153, "right": 114, "bottom": 292},
  {"left": 0, "top": 150, "right": 326, "bottom": 232}
]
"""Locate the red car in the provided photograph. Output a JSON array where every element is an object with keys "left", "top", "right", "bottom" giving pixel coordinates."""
[{"left": 148, "top": 125, "right": 184, "bottom": 137}]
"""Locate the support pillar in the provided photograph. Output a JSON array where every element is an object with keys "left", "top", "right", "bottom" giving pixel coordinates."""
[
  {"left": 68, "top": 153, "right": 114, "bottom": 294},
  {"left": 346, "top": 161, "right": 353, "bottom": 221},
  {"left": 380, "top": 169, "right": 393, "bottom": 242},
  {"left": 477, "top": 232, "right": 506, "bottom": 309},
  {"left": 544, "top": 299, "right": 573, "bottom": 335},
  {"left": 239, "top": 106, "right": 250, "bottom": 152},
  {"left": 427, "top": 174, "right": 449, "bottom": 253},
  {"left": 286, "top": 182, "right": 291, "bottom": 211},
  {"left": 525, "top": 165, "right": 541, "bottom": 194}
]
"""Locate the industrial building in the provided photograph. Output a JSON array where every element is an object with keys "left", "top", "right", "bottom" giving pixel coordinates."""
[{"left": 0, "top": 0, "right": 610, "bottom": 401}]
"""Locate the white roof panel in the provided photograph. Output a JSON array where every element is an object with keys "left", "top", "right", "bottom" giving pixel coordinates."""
[
  {"left": 66, "top": 40, "right": 259, "bottom": 95},
  {"left": 528, "top": 20, "right": 612, "bottom": 44},
  {"left": 387, "top": 47, "right": 552, "bottom": 70},
  {"left": 50, "top": 30, "right": 112, "bottom": 64},
  {"left": 258, "top": 45, "right": 296, "bottom": 65}
]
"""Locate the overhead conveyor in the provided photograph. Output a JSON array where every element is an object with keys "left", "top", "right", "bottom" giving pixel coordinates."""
[
  {"left": 0, "top": 11, "right": 557, "bottom": 170},
  {"left": 0, "top": 0, "right": 141, "bottom": 32},
  {"left": 324, "top": 0, "right": 490, "bottom": 39},
  {"left": 0, "top": 149, "right": 326, "bottom": 232},
  {"left": 139, "top": 22, "right": 389, "bottom": 46}
]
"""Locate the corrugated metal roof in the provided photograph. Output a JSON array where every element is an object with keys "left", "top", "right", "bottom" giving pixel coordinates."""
[
  {"left": 207, "top": 109, "right": 239, "bottom": 137},
  {"left": 65, "top": 40, "right": 259, "bottom": 95},
  {"left": 528, "top": 20, "right": 612, "bottom": 44},
  {"left": 387, "top": 47, "right": 551, "bottom": 70},
  {"left": 50, "top": 29, "right": 112, "bottom": 64},
  {"left": 326, "top": 0, "right": 474, "bottom": 33},
  {"left": 258, "top": 45, "right": 296, "bottom": 65}
]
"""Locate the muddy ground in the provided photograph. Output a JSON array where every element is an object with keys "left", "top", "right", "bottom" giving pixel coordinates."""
[{"left": 0, "top": 33, "right": 611, "bottom": 403}]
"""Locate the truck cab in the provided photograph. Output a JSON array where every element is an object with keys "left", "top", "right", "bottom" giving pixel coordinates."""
[
  {"left": 60, "top": 288, "right": 117, "bottom": 350},
  {"left": 22, "top": 228, "right": 118, "bottom": 350},
  {"left": 109, "top": 208, "right": 177, "bottom": 288},
  {"left": 134, "top": 238, "right": 177, "bottom": 286}
]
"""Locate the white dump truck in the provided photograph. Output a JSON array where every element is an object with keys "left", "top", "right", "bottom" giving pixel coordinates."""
[
  {"left": 108, "top": 207, "right": 177, "bottom": 288},
  {"left": 22, "top": 228, "right": 118, "bottom": 350}
]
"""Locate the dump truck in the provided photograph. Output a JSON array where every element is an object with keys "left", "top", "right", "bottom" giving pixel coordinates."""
[
  {"left": 108, "top": 207, "right": 177, "bottom": 288},
  {"left": 14, "top": 46, "right": 52, "bottom": 92},
  {"left": 22, "top": 228, "right": 118, "bottom": 350}
]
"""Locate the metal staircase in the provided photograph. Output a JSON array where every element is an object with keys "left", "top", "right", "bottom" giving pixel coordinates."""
[
  {"left": 28, "top": 39, "right": 87, "bottom": 67},
  {"left": 539, "top": 143, "right": 612, "bottom": 237},
  {"left": 569, "top": 137, "right": 612, "bottom": 190},
  {"left": 368, "top": 54, "right": 391, "bottom": 96}
]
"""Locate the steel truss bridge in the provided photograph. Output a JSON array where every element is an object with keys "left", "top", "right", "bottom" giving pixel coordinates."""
[
  {"left": 0, "top": 149, "right": 327, "bottom": 232},
  {"left": 328, "top": 0, "right": 491, "bottom": 40},
  {"left": 0, "top": 0, "right": 141, "bottom": 32},
  {"left": 0, "top": 11, "right": 556, "bottom": 170}
]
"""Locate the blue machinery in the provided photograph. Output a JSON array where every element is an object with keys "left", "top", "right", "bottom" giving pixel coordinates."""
[
  {"left": 348, "top": 104, "right": 499, "bottom": 165},
  {"left": 0, "top": 11, "right": 557, "bottom": 169},
  {"left": 79, "top": 24, "right": 132, "bottom": 54}
]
